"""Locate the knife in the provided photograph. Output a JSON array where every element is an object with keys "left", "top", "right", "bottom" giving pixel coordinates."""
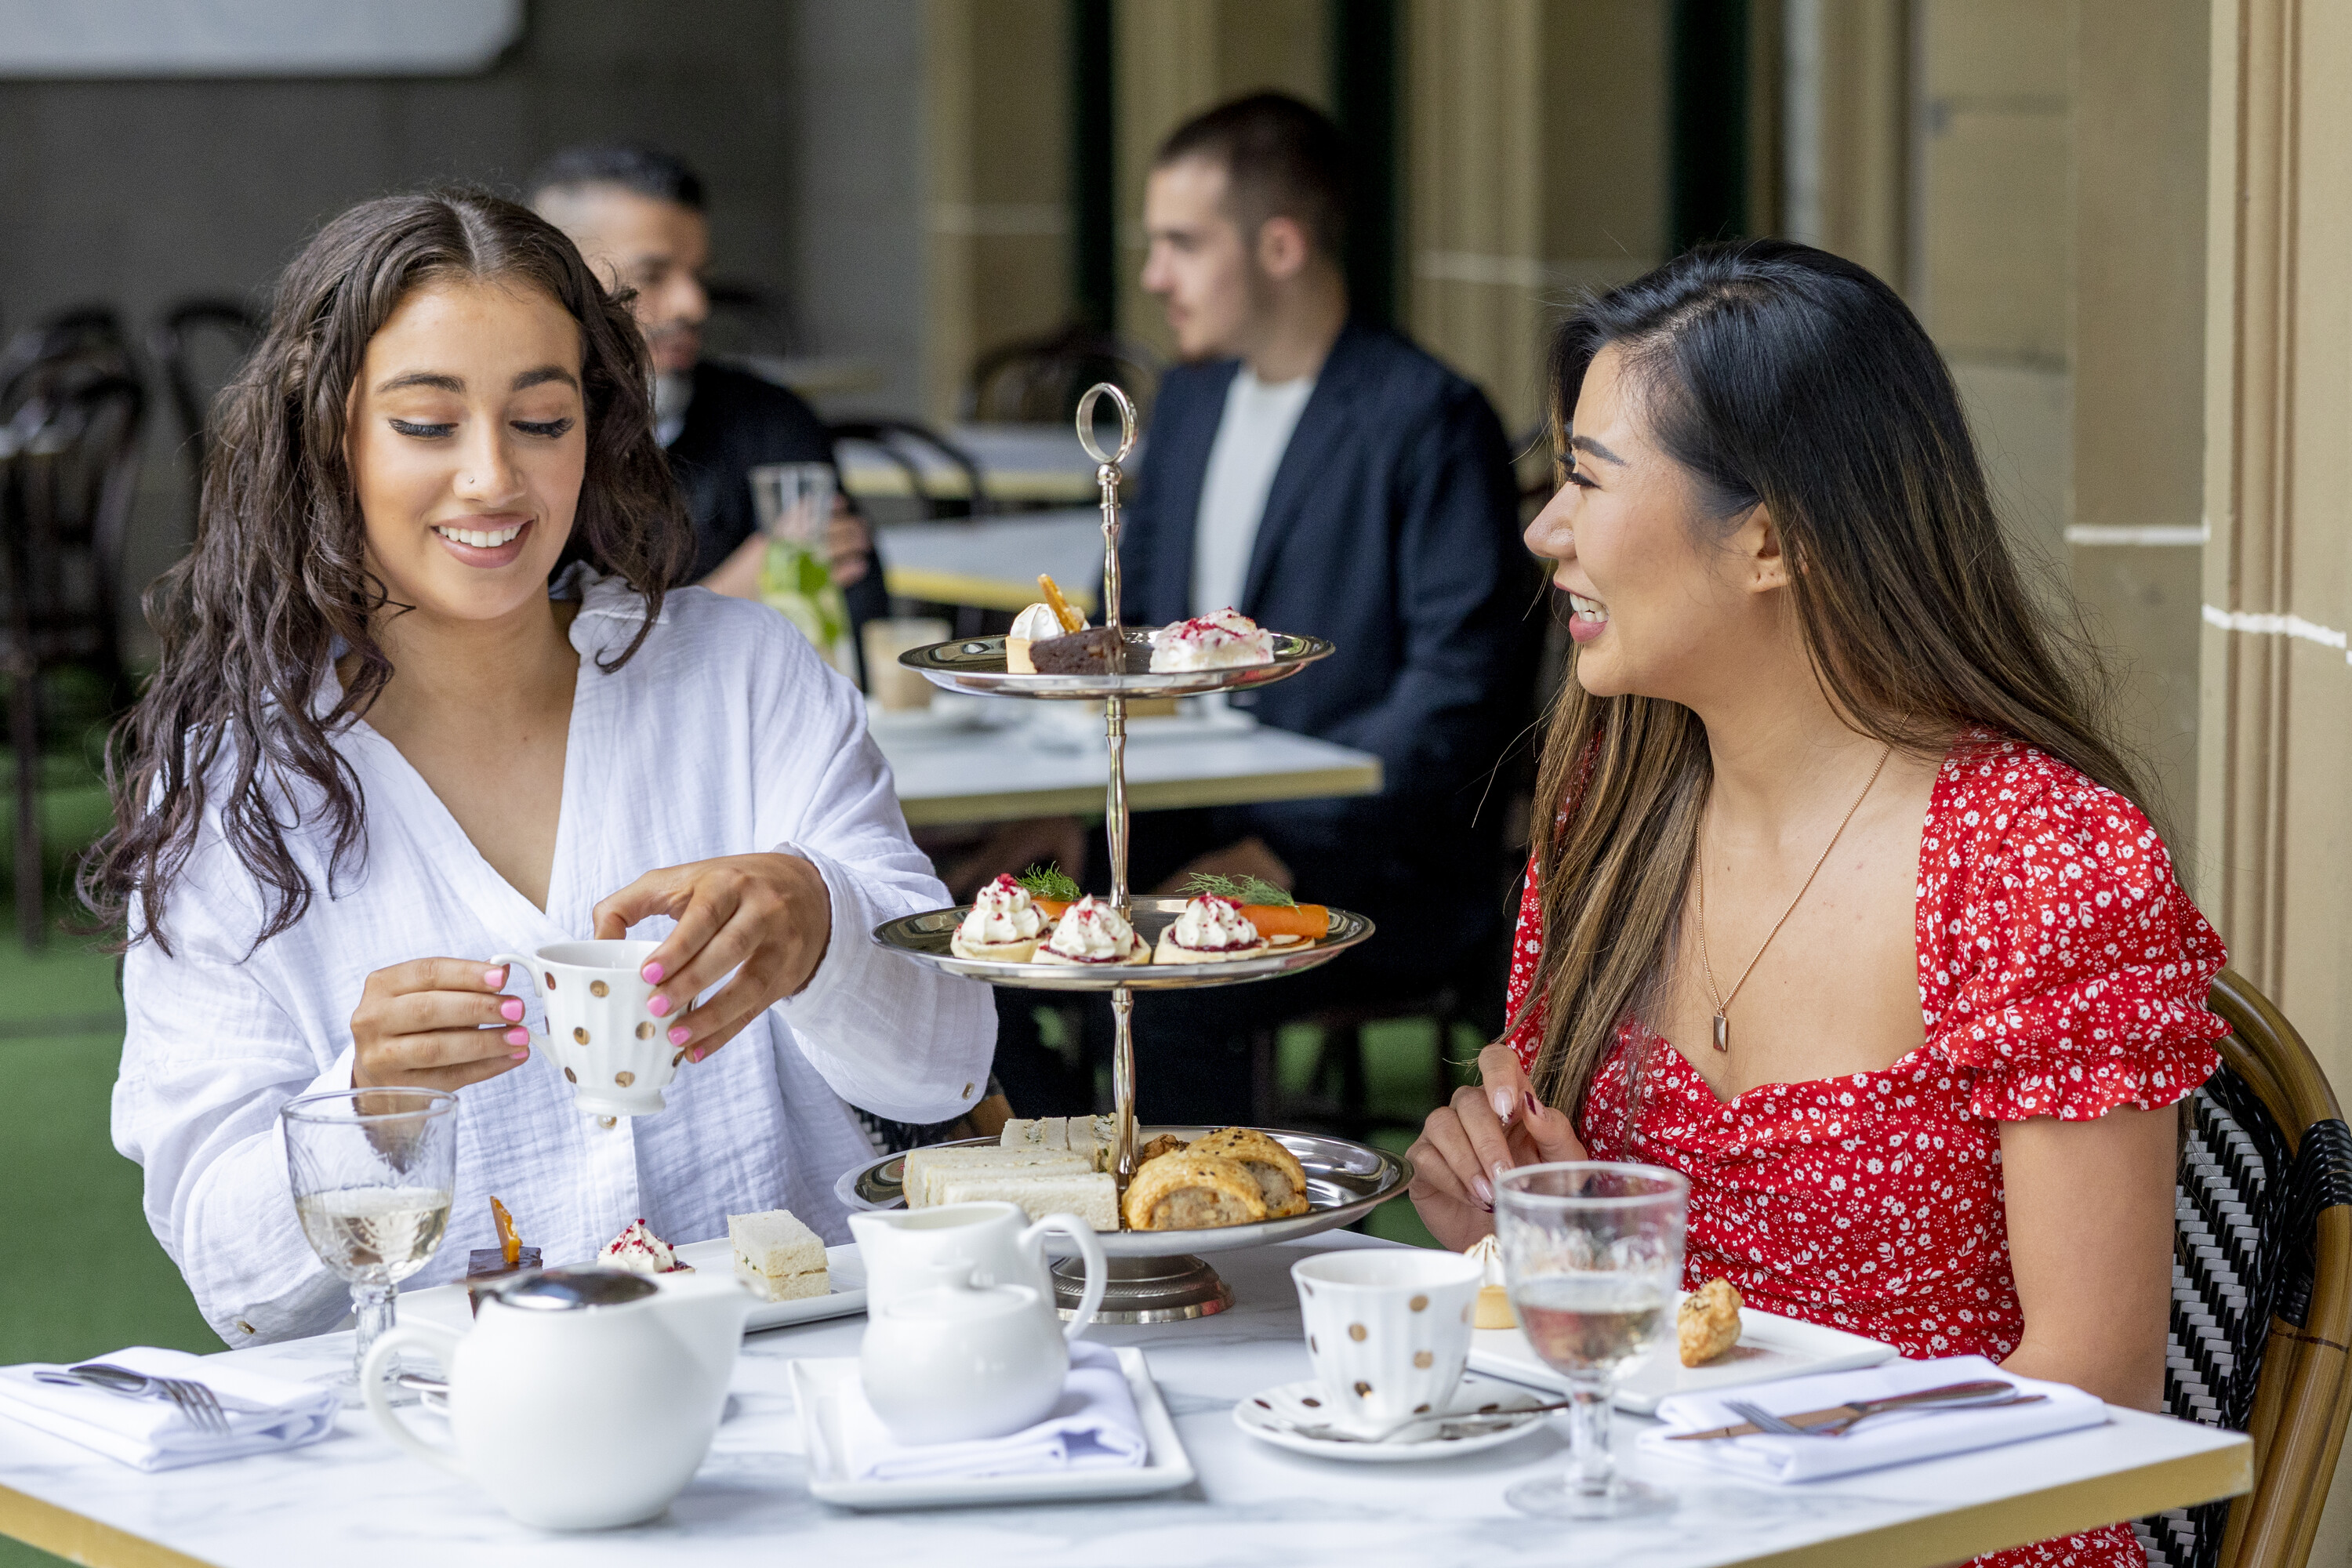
[{"left": 1666, "top": 1378, "right": 2020, "bottom": 1441}]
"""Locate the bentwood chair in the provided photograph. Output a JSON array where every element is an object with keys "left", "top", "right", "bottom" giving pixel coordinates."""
[
  {"left": 148, "top": 298, "right": 262, "bottom": 463},
  {"left": 828, "top": 417, "right": 991, "bottom": 521},
  {"left": 2137, "top": 969, "right": 2352, "bottom": 1568},
  {"left": 963, "top": 321, "right": 1161, "bottom": 426}
]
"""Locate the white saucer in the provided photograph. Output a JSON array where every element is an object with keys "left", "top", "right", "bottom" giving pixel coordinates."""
[{"left": 1232, "top": 1377, "right": 1555, "bottom": 1463}]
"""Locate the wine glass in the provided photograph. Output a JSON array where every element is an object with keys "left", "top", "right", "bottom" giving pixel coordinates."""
[
  {"left": 281, "top": 1087, "right": 459, "bottom": 1403},
  {"left": 1493, "top": 1161, "right": 1690, "bottom": 1520}
]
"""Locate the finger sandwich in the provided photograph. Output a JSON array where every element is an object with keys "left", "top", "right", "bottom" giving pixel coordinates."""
[
  {"left": 901, "top": 1145, "right": 1093, "bottom": 1209},
  {"left": 728, "top": 1208, "right": 830, "bottom": 1302},
  {"left": 932, "top": 1169, "right": 1120, "bottom": 1231}
]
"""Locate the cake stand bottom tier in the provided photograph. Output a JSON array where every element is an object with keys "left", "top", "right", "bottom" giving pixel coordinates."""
[{"left": 1051, "top": 1253, "right": 1233, "bottom": 1323}]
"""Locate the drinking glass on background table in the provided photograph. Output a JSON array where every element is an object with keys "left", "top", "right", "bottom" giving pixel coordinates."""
[
  {"left": 1494, "top": 1161, "right": 1689, "bottom": 1520},
  {"left": 750, "top": 461, "right": 852, "bottom": 672},
  {"left": 862, "top": 616, "right": 949, "bottom": 711},
  {"left": 281, "top": 1087, "right": 458, "bottom": 1404}
]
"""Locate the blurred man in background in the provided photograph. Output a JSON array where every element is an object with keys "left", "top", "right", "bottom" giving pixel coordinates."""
[
  {"left": 528, "top": 143, "right": 883, "bottom": 620},
  {"left": 1102, "top": 93, "right": 1538, "bottom": 1124}
]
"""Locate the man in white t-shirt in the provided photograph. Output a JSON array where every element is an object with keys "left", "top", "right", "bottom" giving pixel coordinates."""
[{"left": 1076, "top": 93, "right": 1537, "bottom": 1127}]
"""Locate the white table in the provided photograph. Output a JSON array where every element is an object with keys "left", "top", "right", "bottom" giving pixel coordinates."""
[
  {"left": 876, "top": 510, "right": 1107, "bottom": 613},
  {"left": 845, "top": 426, "right": 1138, "bottom": 508},
  {"left": 0, "top": 1236, "right": 2249, "bottom": 1568},
  {"left": 867, "top": 704, "right": 1384, "bottom": 827}
]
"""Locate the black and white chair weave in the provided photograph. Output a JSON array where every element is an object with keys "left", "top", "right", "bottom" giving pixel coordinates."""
[{"left": 2136, "top": 1067, "right": 2352, "bottom": 1568}]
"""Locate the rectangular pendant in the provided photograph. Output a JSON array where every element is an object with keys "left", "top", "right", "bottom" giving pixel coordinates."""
[{"left": 1711, "top": 1012, "right": 1730, "bottom": 1052}]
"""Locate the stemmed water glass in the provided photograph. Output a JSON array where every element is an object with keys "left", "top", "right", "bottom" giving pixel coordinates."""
[
  {"left": 1493, "top": 1161, "right": 1690, "bottom": 1519},
  {"left": 281, "top": 1087, "right": 459, "bottom": 1403}
]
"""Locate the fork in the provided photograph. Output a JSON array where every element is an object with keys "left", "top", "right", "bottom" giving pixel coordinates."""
[
  {"left": 34, "top": 1363, "right": 232, "bottom": 1437},
  {"left": 1725, "top": 1390, "right": 2045, "bottom": 1439}
]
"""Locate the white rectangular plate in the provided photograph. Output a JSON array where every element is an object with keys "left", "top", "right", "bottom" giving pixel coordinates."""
[
  {"left": 1468, "top": 1296, "right": 1897, "bottom": 1415},
  {"left": 401, "top": 1241, "right": 866, "bottom": 1335},
  {"left": 791, "top": 1348, "right": 1195, "bottom": 1509}
]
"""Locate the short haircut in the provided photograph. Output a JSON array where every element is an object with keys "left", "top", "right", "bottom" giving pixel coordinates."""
[
  {"left": 525, "top": 142, "right": 705, "bottom": 213},
  {"left": 1154, "top": 92, "right": 1346, "bottom": 260}
]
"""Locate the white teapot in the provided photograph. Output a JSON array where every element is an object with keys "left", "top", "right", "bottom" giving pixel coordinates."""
[
  {"left": 860, "top": 1272, "right": 1073, "bottom": 1445},
  {"left": 363, "top": 1267, "right": 754, "bottom": 1530}
]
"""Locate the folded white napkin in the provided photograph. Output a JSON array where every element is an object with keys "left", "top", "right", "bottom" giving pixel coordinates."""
[
  {"left": 0, "top": 1346, "right": 340, "bottom": 1472},
  {"left": 1638, "top": 1354, "right": 2108, "bottom": 1484},
  {"left": 837, "top": 1342, "right": 1149, "bottom": 1483}
]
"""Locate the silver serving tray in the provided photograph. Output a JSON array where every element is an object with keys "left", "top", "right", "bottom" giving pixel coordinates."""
[
  {"left": 871, "top": 895, "right": 1374, "bottom": 991},
  {"left": 835, "top": 1126, "right": 1414, "bottom": 1258},
  {"left": 900, "top": 629, "right": 1334, "bottom": 699}
]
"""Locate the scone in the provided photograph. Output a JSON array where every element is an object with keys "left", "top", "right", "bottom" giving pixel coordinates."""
[
  {"left": 1678, "top": 1276, "right": 1744, "bottom": 1367},
  {"left": 1185, "top": 1126, "right": 1309, "bottom": 1218},
  {"left": 1122, "top": 1151, "right": 1269, "bottom": 1231}
]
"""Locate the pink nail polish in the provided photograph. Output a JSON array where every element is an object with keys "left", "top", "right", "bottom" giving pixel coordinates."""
[
  {"left": 688, "top": 1047, "right": 705, "bottom": 1064},
  {"left": 506, "top": 1028, "right": 528, "bottom": 1046},
  {"left": 669, "top": 1025, "right": 691, "bottom": 1046},
  {"left": 483, "top": 966, "right": 507, "bottom": 987},
  {"left": 500, "top": 997, "right": 524, "bottom": 1022},
  {"left": 1472, "top": 1174, "right": 1493, "bottom": 1207},
  {"left": 510, "top": 1049, "right": 531, "bottom": 1061},
  {"left": 648, "top": 994, "right": 671, "bottom": 1018},
  {"left": 1491, "top": 1087, "right": 1514, "bottom": 1122},
  {"left": 641, "top": 961, "right": 665, "bottom": 984}
]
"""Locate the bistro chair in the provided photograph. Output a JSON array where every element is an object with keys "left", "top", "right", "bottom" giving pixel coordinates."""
[
  {"left": 148, "top": 298, "right": 262, "bottom": 462},
  {"left": 0, "top": 361, "right": 146, "bottom": 945},
  {"left": 964, "top": 322, "right": 1161, "bottom": 426},
  {"left": 2136, "top": 968, "right": 2352, "bottom": 1568},
  {"left": 829, "top": 416, "right": 990, "bottom": 521}
]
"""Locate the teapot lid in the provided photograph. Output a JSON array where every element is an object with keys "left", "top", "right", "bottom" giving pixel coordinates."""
[{"left": 490, "top": 1266, "right": 659, "bottom": 1311}]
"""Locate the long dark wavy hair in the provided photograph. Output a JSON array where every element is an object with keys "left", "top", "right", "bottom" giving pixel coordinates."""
[
  {"left": 1520, "top": 240, "right": 2150, "bottom": 1123},
  {"left": 82, "top": 188, "right": 691, "bottom": 952}
]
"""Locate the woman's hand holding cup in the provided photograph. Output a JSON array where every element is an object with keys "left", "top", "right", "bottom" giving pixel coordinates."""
[
  {"left": 591, "top": 852, "right": 833, "bottom": 1065},
  {"left": 1407, "top": 1041, "right": 1587, "bottom": 1251},
  {"left": 350, "top": 958, "right": 534, "bottom": 1091}
]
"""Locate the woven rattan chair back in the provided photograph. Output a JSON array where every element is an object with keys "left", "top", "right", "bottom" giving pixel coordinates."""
[{"left": 2135, "top": 971, "right": 2352, "bottom": 1568}]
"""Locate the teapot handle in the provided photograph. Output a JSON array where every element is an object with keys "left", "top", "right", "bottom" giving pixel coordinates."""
[
  {"left": 361, "top": 1323, "right": 467, "bottom": 1478},
  {"left": 1020, "top": 1214, "right": 1105, "bottom": 1344}
]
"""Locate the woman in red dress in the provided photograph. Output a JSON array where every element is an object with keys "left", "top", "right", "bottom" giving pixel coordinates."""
[{"left": 1410, "top": 241, "right": 2224, "bottom": 1568}]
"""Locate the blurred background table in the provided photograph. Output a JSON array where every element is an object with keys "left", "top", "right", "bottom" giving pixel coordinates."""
[
  {"left": 874, "top": 510, "right": 1108, "bottom": 614},
  {"left": 844, "top": 425, "right": 1138, "bottom": 509},
  {"left": 868, "top": 703, "right": 1381, "bottom": 828}
]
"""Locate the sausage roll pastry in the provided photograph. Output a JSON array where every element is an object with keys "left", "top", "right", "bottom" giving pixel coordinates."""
[
  {"left": 1121, "top": 1151, "right": 1269, "bottom": 1231},
  {"left": 1185, "top": 1126, "right": 1311, "bottom": 1219}
]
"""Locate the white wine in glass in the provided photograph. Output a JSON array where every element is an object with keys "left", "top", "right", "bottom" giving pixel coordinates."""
[
  {"left": 282, "top": 1087, "right": 459, "bottom": 1403},
  {"left": 1494, "top": 1161, "right": 1689, "bottom": 1521}
]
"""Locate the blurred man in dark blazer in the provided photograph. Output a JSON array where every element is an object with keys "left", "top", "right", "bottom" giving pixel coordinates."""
[
  {"left": 529, "top": 143, "right": 884, "bottom": 624},
  {"left": 1105, "top": 93, "right": 1538, "bottom": 1123}
]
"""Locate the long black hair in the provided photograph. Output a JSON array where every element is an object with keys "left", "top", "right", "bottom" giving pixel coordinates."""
[
  {"left": 1522, "top": 238, "right": 2147, "bottom": 1116},
  {"left": 82, "top": 188, "right": 691, "bottom": 952}
]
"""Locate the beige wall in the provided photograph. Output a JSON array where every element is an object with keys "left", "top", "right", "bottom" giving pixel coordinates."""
[
  {"left": 921, "top": 0, "right": 1073, "bottom": 424},
  {"left": 2202, "top": 2, "right": 2352, "bottom": 1548},
  {"left": 1404, "top": 0, "right": 1667, "bottom": 435}
]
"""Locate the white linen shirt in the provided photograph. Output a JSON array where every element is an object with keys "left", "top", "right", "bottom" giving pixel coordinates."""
[{"left": 114, "top": 572, "right": 994, "bottom": 1347}]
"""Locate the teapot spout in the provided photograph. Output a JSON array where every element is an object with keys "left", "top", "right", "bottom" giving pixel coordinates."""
[{"left": 650, "top": 1271, "right": 756, "bottom": 1392}]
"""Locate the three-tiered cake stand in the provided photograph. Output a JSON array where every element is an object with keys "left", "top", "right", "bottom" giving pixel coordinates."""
[{"left": 855, "top": 384, "right": 1412, "bottom": 1322}]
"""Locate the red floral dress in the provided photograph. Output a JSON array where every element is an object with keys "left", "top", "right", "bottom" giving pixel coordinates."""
[{"left": 1501, "top": 735, "right": 2227, "bottom": 1568}]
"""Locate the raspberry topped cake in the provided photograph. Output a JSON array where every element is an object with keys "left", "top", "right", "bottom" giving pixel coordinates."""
[{"left": 1147, "top": 608, "right": 1276, "bottom": 671}]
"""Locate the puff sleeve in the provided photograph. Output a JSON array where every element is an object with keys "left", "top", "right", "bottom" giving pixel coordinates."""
[{"left": 1920, "top": 743, "right": 2227, "bottom": 1122}]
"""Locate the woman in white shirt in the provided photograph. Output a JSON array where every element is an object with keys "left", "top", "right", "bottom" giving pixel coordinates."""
[{"left": 85, "top": 190, "right": 993, "bottom": 1345}]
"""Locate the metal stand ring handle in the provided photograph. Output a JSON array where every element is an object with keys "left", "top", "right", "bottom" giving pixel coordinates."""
[{"left": 1075, "top": 383, "right": 1138, "bottom": 469}]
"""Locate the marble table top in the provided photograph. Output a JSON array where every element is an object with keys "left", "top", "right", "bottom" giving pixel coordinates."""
[{"left": 0, "top": 1235, "right": 2249, "bottom": 1568}]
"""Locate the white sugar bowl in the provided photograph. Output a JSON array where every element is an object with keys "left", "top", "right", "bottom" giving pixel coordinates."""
[{"left": 859, "top": 1272, "right": 1068, "bottom": 1445}]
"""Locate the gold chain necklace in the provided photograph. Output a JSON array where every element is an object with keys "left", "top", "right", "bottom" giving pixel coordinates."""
[{"left": 1695, "top": 744, "right": 1893, "bottom": 1052}]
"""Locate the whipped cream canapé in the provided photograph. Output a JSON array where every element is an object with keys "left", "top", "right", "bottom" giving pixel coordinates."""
[
  {"left": 1006, "top": 601, "right": 1084, "bottom": 673},
  {"left": 597, "top": 1218, "right": 691, "bottom": 1275},
  {"left": 951, "top": 873, "right": 1047, "bottom": 962},
  {"left": 1152, "top": 892, "right": 1270, "bottom": 964},
  {"left": 1147, "top": 608, "right": 1276, "bottom": 672},
  {"left": 1036, "top": 895, "right": 1151, "bottom": 966}
]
